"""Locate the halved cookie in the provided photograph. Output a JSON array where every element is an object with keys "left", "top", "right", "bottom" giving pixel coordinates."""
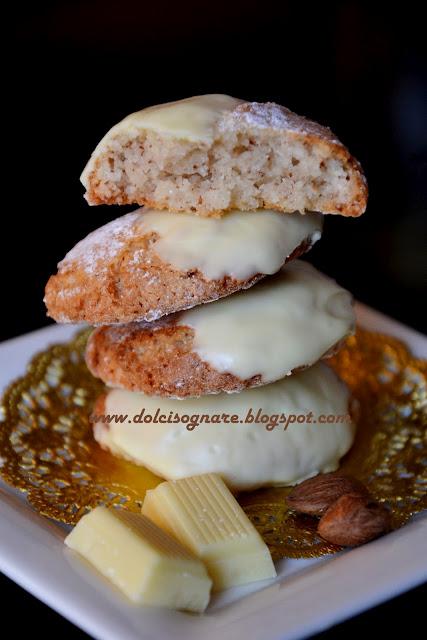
[
  {"left": 81, "top": 94, "right": 367, "bottom": 217},
  {"left": 44, "top": 208, "right": 322, "bottom": 324},
  {"left": 85, "top": 261, "right": 355, "bottom": 397}
]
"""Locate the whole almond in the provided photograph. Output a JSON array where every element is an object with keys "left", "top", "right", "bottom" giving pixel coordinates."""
[
  {"left": 317, "top": 494, "right": 391, "bottom": 546},
  {"left": 286, "top": 473, "right": 369, "bottom": 516}
]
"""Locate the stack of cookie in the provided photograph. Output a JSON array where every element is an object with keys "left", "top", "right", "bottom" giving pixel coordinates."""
[{"left": 45, "top": 95, "right": 367, "bottom": 491}]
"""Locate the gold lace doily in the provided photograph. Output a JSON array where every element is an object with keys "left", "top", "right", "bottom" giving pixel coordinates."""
[{"left": 0, "top": 328, "right": 426, "bottom": 559}]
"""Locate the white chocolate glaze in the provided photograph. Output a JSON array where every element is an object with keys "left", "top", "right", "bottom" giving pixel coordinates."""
[
  {"left": 95, "top": 363, "right": 355, "bottom": 490},
  {"left": 81, "top": 95, "right": 242, "bottom": 184},
  {"left": 140, "top": 208, "right": 322, "bottom": 280},
  {"left": 119, "top": 94, "right": 242, "bottom": 142},
  {"left": 178, "top": 260, "right": 355, "bottom": 382},
  {"left": 81, "top": 95, "right": 242, "bottom": 185},
  {"left": 58, "top": 208, "right": 321, "bottom": 282}
]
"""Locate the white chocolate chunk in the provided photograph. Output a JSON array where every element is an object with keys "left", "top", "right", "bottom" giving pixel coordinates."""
[
  {"left": 65, "top": 507, "right": 212, "bottom": 612},
  {"left": 142, "top": 474, "right": 276, "bottom": 590},
  {"left": 178, "top": 260, "right": 355, "bottom": 382}
]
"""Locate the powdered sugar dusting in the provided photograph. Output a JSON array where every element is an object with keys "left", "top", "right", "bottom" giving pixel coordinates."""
[
  {"left": 222, "top": 102, "right": 340, "bottom": 144},
  {"left": 99, "top": 315, "right": 176, "bottom": 343},
  {"left": 58, "top": 210, "right": 144, "bottom": 274},
  {"left": 128, "top": 248, "right": 146, "bottom": 265},
  {"left": 56, "top": 286, "right": 83, "bottom": 299},
  {"left": 99, "top": 324, "right": 139, "bottom": 343}
]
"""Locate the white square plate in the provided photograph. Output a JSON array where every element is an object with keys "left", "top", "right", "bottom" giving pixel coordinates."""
[{"left": 1, "top": 304, "right": 426, "bottom": 640}]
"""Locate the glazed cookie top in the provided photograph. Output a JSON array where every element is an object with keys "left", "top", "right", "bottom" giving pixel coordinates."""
[
  {"left": 85, "top": 261, "right": 355, "bottom": 397},
  {"left": 44, "top": 208, "right": 322, "bottom": 324},
  {"left": 82, "top": 95, "right": 243, "bottom": 157},
  {"left": 177, "top": 260, "right": 354, "bottom": 381},
  {"left": 93, "top": 362, "right": 355, "bottom": 490}
]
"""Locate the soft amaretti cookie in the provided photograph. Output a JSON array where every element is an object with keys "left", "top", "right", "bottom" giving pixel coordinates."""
[
  {"left": 91, "top": 362, "right": 356, "bottom": 490},
  {"left": 81, "top": 94, "right": 367, "bottom": 217},
  {"left": 44, "top": 208, "right": 322, "bottom": 324},
  {"left": 85, "top": 261, "right": 355, "bottom": 397}
]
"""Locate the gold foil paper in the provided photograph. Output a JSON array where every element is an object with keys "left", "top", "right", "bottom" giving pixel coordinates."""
[{"left": 0, "top": 328, "right": 426, "bottom": 558}]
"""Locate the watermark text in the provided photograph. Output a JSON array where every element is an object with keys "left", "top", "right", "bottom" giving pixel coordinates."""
[{"left": 91, "top": 408, "right": 352, "bottom": 431}]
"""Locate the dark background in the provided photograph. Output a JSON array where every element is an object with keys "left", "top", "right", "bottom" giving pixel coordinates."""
[
  {"left": 4, "top": 0, "right": 427, "bottom": 344},
  {"left": 4, "top": 0, "right": 427, "bottom": 637}
]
